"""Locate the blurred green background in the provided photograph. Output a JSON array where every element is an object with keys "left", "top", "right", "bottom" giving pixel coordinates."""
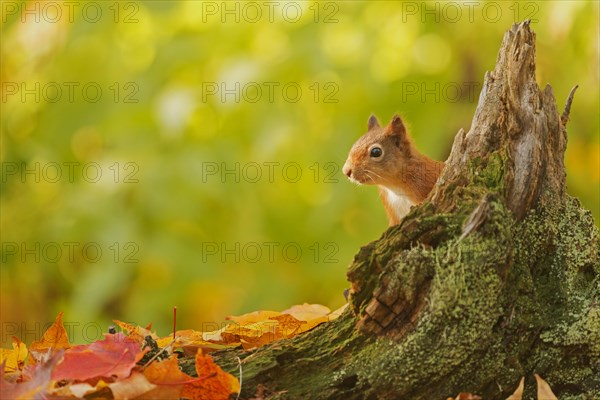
[{"left": 1, "top": 1, "right": 598, "bottom": 345}]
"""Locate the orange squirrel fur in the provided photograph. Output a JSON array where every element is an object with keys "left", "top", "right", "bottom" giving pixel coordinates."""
[{"left": 342, "top": 114, "right": 444, "bottom": 226}]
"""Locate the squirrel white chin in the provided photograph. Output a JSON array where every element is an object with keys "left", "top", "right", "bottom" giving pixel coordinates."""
[{"left": 379, "top": 186, "right": 414, "bottom": 223}]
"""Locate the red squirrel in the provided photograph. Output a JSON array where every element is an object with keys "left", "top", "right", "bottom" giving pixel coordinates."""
[{"left": 342, "top": 114, "right": 444, "bottom": 226}]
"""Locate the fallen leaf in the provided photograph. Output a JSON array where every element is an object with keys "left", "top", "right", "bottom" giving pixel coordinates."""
[
  {"left": 201, "top": 326, "right": 227, "bottom": 343},
  {"left": 157, "top": 329, "right": 236, "bottom": 356},
  {"left": 65, "top": 382, "right": 100, "bottom": 397},
  {"left": 222, "top": 319, "right": 281, "bottom": 350},
  {"left": 29, "top": 312, "right": 70, "bottom": 362},
  {"left": 226, "top": 310, "right": 281, "bottom": 325},
  {"left": 281, "top": 303, "right": 330, "bottom": 321},
  {"left": 506, "top": 377, "right": 524, "bottom": 400},
  {"left": 114, "top": 320, "right": 157, "bottom": 343},
  {"left": 0, "top": 352, "right": 61, "bottom": 400},
  {"left": 0, "top": 337, "right": 27, "bottom": 374},
  {"left": 534, "top": 374, "right": 557, "bottom": 400},
  {"left": 181, "top": 349, "right": 240, "bottom": 400},
  {"left": 51, "top": 332, "right": 146, "bottom": 382},
  {"left": 48, "top": 380, "right": 109, "bottom": 398},
  {"left": 328, "top": 303, "right": 348, "bottom": 320},
  {"left": 270, "top": 314, "right": 306, "bottom": 336},
  {"left": 109, "top": 371, "right": 157, "bottom": 399},
  {"left": 218, "top": 304, "right": 343, "bottom": 349},
  {"left": 143, "top": 356, "right": 191, "bottom": 399}
]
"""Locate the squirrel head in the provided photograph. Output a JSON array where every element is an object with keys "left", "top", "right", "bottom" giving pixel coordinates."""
[{"left": 342, "top": 114, "right": 414, "bottom": 188}]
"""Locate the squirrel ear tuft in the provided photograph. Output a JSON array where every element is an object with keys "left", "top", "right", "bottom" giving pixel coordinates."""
[
  {"left": 367, "top": 114, "right": 380, "bottom": 130},
  {"left": 390, "top": 114, "right": 407, "bottom": 136}
]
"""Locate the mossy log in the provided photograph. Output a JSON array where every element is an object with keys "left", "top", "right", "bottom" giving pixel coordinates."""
[{"left": 185, "top": 21, "right": 599, "bottom": 399}]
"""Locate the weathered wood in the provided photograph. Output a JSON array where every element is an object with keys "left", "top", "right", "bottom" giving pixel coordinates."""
[{"left": 187, "top": 21, "right": 599, "bottom": 400}]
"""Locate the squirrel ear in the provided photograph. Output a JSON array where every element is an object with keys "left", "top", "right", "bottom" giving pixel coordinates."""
[
  {"left": 367, "top": 114, "right": 380, "bottom": 130},
  {"left": 389, "top": 114, "right": 407, "bottom": 136}
]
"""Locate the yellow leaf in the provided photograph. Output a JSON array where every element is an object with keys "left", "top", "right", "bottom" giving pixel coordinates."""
[
  {"left": 0, "top": 337, "right": 27, "bottom": 373},
  {"left": 226, "top": 310, "right": 281, "bottom": 324}
]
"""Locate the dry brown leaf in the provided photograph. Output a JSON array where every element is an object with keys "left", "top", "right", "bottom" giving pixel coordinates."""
[{"left": 535, "top": 374, "right": 558, "bottom": 400}]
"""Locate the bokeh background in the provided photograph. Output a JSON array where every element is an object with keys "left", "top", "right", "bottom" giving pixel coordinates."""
[{"left": 1, "top": 1, "right": 598, "bottom": 345}]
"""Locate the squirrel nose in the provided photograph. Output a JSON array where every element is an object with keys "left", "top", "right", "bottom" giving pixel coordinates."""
[{"left": 342, "top": 161, "right": 352, "bottom": 178}]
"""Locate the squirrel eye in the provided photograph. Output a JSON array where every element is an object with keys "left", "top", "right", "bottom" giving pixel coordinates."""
[{"left": 370, "top": 147, "right": 383, "bottom": 158}]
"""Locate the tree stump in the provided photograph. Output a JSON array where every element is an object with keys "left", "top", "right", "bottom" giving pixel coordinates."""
[{"left": 198, "top": 21, "right": 599, "bottom": 400}]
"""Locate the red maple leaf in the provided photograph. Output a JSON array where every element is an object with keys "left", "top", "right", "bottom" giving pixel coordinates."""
[{"left": 51, "top": 333, "right": 146, "bottom": 382}]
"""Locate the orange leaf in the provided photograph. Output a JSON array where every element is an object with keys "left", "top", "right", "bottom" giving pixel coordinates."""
[
  {"left": 113, "top": 320, "right": 157, "bottom": 343},
  {"left": 29, "top": 312, "right": 70, "bottom": 361},
  {"left": 0, "top": 337, "right": 27, "bottom": 374},
  {"left": 180, "top": 349, "right": 240, "bottom": 400},
  {"left": 51, "top": 333, "right": 145, "bottom": 382},
  {"left": 223, "top": 319, "right": 280, "bottom": 350},
  {"left": 267, "top": 314, "right": 306, "bottom": 341},
  {"left": 221, "top": 304, "right": 343, "bottom": 349},
  {"left": 534, "top": 374, "right": 557, "bottom": 400},
  {"left": 143, "top": 356, "right": 191, "bottom": 399}
]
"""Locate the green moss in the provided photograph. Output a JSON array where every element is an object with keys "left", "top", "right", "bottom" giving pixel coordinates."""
[
  {"left": 211, "top": 155, "right": 599, "bottom": 399},
  {"left": 469, "top": 151, "right": 507, "bottom": 193}
]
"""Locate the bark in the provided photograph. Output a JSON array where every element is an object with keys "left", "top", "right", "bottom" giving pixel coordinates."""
[{"left": 185, "top": 21, "right": 600, "bottom": 399}]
